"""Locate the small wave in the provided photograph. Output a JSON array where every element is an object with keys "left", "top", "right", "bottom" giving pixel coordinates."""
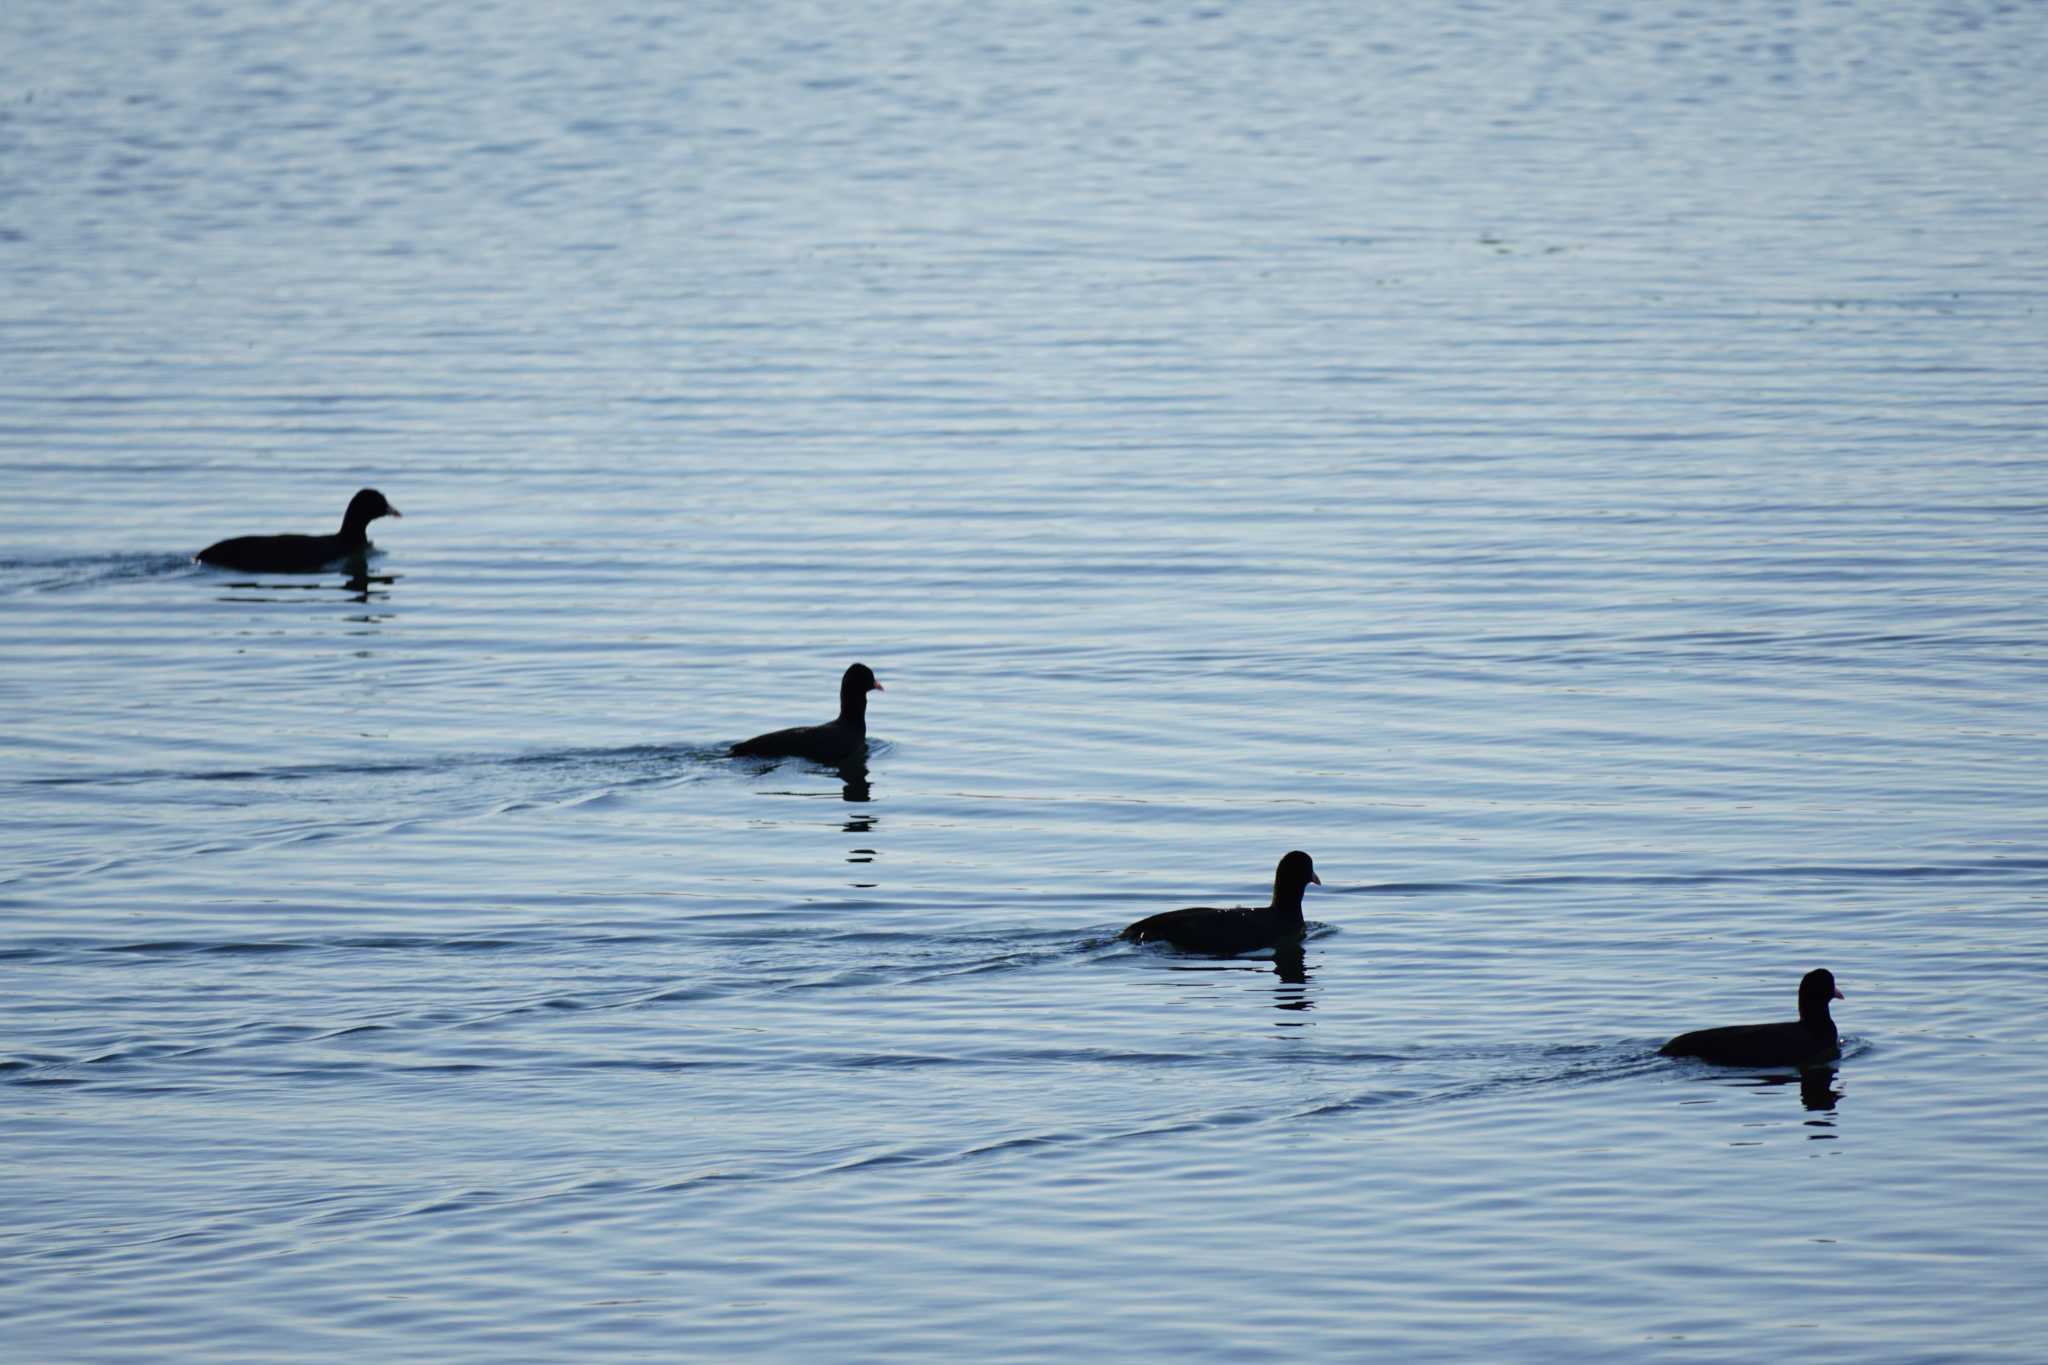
[
  {"left": 627, "top": 1044, "right": 1669, "bottom": 1191},
  {"left": 1338, "top": 858, "right": 2048, "bottom": 897},
  {"left": 2, "top": 741, "right": 738, "bottom": 891},
  {"left": 0, "top": 551, "right": 194, "bottom": 595},
  {"left": 18, "top": 740, "right": 730, "bottom": 792},
  {"left": 1287, "top": 1042, "right": 1668, "bottom": 1121},
  {"left": 0, "top": 927, "right": 657, "bottom": 968}
]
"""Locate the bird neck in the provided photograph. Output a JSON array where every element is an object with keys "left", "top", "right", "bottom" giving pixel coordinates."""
[
  {"left": 836, "top": 689, "right": 868, "bottom": 729},
  {"left": 1269, "top": 881, "right": 1307, "bottom": 917}
]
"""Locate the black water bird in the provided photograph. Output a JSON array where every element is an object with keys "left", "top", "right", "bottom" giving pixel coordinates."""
[
  {"left": 1659, "top": 968, "right": 1845, "bottom": 1068},
  {"left": 730, "top": 663, "right": 883, "bottom": 767},
  {"left": 195, "top": 488, "right": 400, "bottom": 572},
  {"left": 1120, "top": 851, "right": 1321, "bottom": 956}
]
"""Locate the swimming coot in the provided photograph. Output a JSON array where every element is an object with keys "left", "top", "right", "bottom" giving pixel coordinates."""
[
  {"left": 1120, "top": 851, "right": 1321, "bottom": 956},
  {"left": 730, "top": 663, "right": 883, "bottom": 767},
  {"left": 1659, "top": 968, "right": 1844, "bottom": 1068},
  {"left": 195, "top": 488, "right": 400, "bottom": 572}
]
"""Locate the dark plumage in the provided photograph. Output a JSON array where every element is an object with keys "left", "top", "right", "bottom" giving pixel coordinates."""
[
  {"left": 1120, "top": 851, "right": 1321, "bottom": 956},
  {"left": 730, "top": 663, "right": 883, "bottom": 767},
  {"left": 1660, "top": 968, "right": 1845, "bottom": 1068},
  {"left": 195, "top": 488, "right": 400, "bottom": 572}
]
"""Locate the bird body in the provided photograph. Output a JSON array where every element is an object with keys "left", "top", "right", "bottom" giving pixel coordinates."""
[
  {"left": 731, "top": 663, "right": 883, "bottom": 767},
  {"left": 1121, "top": 851, "right": 1321, "bottom": 956},
  {"left": 1660, "top": 968, "right": 1844, "bottom": 1068},
  {"left": 196, "top": 488, "right": 399, "bottom": 572}
]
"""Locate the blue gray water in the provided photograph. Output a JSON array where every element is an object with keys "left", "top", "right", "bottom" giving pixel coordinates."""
[{"left": 5, "top": 1, "right": 2047, "bottom": 1358}]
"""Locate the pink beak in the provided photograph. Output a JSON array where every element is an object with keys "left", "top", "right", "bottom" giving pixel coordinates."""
[{"left": 1833, "top": 987, "right": 1845, "bottom": 1000}]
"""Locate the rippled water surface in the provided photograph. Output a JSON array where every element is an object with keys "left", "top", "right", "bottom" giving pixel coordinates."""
[{"left": 6, "top": 1, "right": 2048, "bottom": 1358}]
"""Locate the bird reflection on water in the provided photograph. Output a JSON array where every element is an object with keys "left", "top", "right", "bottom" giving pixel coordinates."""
[
  {"left": 215, "top": 569, "right": 395, "bottom": 606},
  {"left": 342, "top": 569, "right": 395, "bottom": 605},
  {"left": 844, "top": 809, "right": 876, "bottom": 867},
  {"left": 1159, "top": 945, "right": 1317, "bottom": 1021},
  {"left": 1270, "top": 944, "right": 1313, "bottom": 1020},
  {"left": 1736, "top": 1067, "right": 1843, "bottom": 1139},
  {"left": 1797, "top": 1067, "right": 1843, "bottom": 1113}
]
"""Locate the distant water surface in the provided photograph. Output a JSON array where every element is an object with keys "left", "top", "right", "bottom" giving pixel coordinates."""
[{"left": 4, "top": 0, "right": 2048, "bottom": 1359}]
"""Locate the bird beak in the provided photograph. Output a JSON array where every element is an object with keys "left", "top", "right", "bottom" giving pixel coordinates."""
[
  {"left": 1833, "top": 987, "right": 1845, "bottom": 1000},
  {"left": 388, "top": 507, "right": 402, "bottom": 518},
  {"left": 1310, "top": 873, "right": 1321, "bottom": 885},
  {"left": 871, "top": 682, "right": 884, "bottom": 692}
]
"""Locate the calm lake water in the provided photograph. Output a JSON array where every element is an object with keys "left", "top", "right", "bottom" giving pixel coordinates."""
[{"left": 5, "top": 0, "right": 2047, "bottom": 1358}]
